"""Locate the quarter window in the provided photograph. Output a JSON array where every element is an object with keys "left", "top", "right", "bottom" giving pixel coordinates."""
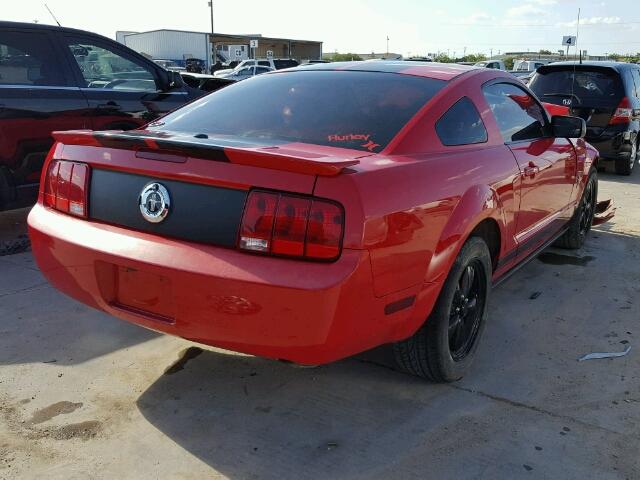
[
  {"left": 436, "top": 97, "right": 488, "bottom": 146},
  {"left": 65, "top": 39, "right": 157, "bottom": 91},
  {"left": 0, "top": 31, "right": 67, "bottom": 86},
  {"left": 483, "top": 83, "right": 547, "bottom": 142}
]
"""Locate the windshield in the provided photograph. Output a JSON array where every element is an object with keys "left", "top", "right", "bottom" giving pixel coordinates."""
[
  {"left": 529, "top": 68, "right": 623, "bottom": 104},
  {"left": 153, "top": 70, "right": 445, "bottom": 153}
]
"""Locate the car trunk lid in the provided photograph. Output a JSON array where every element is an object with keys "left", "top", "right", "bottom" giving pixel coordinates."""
[{"left": 49, "top": 129, "right": 364, "bottom": 250}]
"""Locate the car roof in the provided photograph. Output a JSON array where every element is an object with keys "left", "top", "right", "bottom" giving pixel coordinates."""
[
  {"left": 0, "top": 20, "right": 110, "bottom": 38},
  {"left": 544, "top": 61, "right": 638, "bottom": 72},
  {"left": 289, "top": 61, "right": 477, "bottom": 81}
]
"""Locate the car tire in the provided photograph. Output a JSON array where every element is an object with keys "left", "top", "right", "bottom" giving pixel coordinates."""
[
  {"left": 555, "top": 169, "right": 597, "bottom": 250},
  {"left": 615, "top": 141, "right": 636, "bottom": 176},
  {"left": 393, "top": 237, "right": 492, "bottom": 382}
]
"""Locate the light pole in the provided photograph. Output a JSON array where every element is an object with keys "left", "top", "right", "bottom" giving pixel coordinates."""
[
  {"left": 208, "top": 1, "right": 214, "bottom": 70},
  {"left": 386, "top": 36, "right": 389, "bottom": 57},
  {"left": 208, "top": 1, "right": 214, "bottom": 34}
]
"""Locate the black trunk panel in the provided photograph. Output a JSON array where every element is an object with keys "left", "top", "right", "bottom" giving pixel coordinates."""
[{"left": 89, "top": 169, "right": 247, "bottom": 247}]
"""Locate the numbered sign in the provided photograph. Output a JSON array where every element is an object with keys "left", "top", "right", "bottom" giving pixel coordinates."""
[
  {"left": 250, "top": 39, "right": 259, "bottom": 49},
  {"left": 562, "top": 36, "right": 577, "bottom": 47}
]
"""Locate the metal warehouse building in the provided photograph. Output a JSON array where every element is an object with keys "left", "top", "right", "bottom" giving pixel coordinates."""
[{"left": 116, "top": 29, "right": 323, "bottom": 70}]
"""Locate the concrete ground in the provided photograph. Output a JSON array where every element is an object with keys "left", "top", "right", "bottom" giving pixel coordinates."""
[{"left": 1, "top": 166, "right": 639, "bottom": 480}]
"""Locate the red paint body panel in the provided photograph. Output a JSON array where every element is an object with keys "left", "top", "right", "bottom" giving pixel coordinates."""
[
  {"left": 29, "top": 204, "right": 436, "bottom": 364},
  {"left": 28, "top": 66, "right": 602, "bottom": 364}
]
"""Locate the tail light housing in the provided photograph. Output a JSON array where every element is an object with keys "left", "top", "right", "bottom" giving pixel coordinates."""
[
  {"left": 239, "top": 190, "right": 344, "bottom": 261},
  {"left": 43, "top": 160, "right": 90, "bottom": 218},
  {"left": 609, "top": 97, "right": 632, "bottom": 125}
]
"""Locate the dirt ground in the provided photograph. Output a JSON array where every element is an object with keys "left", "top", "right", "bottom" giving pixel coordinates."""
[{"left": 1, "top": 166, "right": 639, "bottom": 479}]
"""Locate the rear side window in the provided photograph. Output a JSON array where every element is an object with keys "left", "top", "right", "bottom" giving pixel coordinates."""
[
  {"left": 529, "top": 68, "right": 623, "bottom": 104},
  {"left": 483, "top": 83, "right": 547, "bottom": 143},
  {"left": 632, "top": 69, "right": 640, "bottom": 98},
  {"left": 0, "top": 30, "right": 67, "bottom": 86},
  {"left": 154, "top": 71, "right": 445, "bottom": 153},
  {"left": 436, "top": 97, "right": 487, "bottom": 146}
]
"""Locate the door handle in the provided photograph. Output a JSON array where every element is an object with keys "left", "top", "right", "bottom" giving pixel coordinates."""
[
  {"left": 523, "top": 163, "right": 539, "bottom": 178},
  {"left": 97, "top": 101, "right": 120, "bottom": 110}
]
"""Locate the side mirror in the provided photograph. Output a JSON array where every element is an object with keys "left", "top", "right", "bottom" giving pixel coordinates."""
[
  {"left": 552, "top": 115, "right": 586, "bottom": 139},
  {"left": 158, "top": 69, "right": 184, "bottom": 91}
]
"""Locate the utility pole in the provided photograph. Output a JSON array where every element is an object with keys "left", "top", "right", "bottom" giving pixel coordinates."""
[
  {"left": 386, "top": 36, "right": 389, "bottom": 57},
  {"left": 208, "top": 1, "right": 214, "bottom": 34}
]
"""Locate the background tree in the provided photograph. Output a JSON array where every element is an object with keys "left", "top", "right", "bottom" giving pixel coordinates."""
[{"left": 323, "top": 52, "right": 363, "bottom": 61}]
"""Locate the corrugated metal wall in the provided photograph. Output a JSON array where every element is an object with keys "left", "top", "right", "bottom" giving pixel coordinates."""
[{"left": 123, "top": 31, "right": 210, "bottom": 67}]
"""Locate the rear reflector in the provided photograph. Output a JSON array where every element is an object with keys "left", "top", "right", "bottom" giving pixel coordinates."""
[
  {"left": 43, "top": 160, "right": 90, "bottom": 218},
  {"left": 609, "top": 97, "right": 632, "bottom": 125},
  {"left": 239, "top": 190, "right": 344, "bottom": 261}
]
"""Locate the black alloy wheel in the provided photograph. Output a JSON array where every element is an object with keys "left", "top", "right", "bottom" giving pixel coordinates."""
[{"left": 448, "top": 260, "right": 487, "bottom": 361}]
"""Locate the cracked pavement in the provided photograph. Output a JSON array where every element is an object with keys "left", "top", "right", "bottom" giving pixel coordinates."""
[{"left": 1, "top": 167, "right": 639, "bottom": 479}]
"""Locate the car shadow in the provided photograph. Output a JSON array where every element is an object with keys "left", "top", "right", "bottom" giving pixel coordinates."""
[
  {"left": 0, "top": 280, "right": 159, "bottom": 366},
  {"left": 135, "top": 227, "right": 640, "bottom": 479},
  {"left": 597, "top": 161, "right": 640, "bottom": 185},
  {"left": 136, "top": 347, "right": 464, "bottom": 480}
]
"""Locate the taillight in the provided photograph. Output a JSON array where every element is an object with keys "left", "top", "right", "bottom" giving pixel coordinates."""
[
  {"left": 609, "top": 97, "right": 632, "bottom": 125},
  {"left": 239, "top": 190, "right": 344, "bottom": 261},
  {"left": 43, "top": 160, "right": 90, "bottom": 218}
]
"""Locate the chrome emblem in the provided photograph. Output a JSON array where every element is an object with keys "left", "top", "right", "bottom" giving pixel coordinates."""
[{"left": 139, "top": 182, "right": 170, "bottom": 223}]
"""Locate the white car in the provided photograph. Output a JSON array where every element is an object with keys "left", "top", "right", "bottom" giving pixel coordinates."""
[
  {"left": 513, "top": 60, "right": 549, "bottom": 73},
  {"left": 214, "top": 58, "right": 298, "bottom": 77},
  {"left": 153, "top": 59, "right": 186, "bottom": 72},
  {"left": 216, "top": 65, "right": 275, "bottom": 81},
  {"left": 474, "top": 60, "right": 506, "bottom": 70}
]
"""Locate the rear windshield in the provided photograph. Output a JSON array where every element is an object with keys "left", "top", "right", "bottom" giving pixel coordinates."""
[
  {"left": 529, "top": 68, "right": 623, "bottom": 103},
  {"left": 153, "top": 70, "right": 445, "bottom": 153}
]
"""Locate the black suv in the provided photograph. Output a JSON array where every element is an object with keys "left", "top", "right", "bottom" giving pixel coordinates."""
[
  {"left": 529, "top": 61, "right": 640, "bottom": 175},
  {"left": 0, "top": 22, "right": 205, "bottom": 210}
]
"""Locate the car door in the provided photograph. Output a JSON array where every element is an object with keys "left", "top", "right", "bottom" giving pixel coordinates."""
[
  {"left": 60, "top": 34, "right": 191, "bottom": 131},
  {"left": 0, "top": 27, "right": 89, "bottom": 203},
  {"left": 482, "top": 82, "right": 577, "bottom": 259}
]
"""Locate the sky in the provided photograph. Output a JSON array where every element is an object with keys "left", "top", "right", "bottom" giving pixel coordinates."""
[{"left": 4, "top": 0, "right": 640, "bottom": 57}]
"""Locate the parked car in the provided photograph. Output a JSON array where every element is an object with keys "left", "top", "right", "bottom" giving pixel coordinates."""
[
  {"left": 217, "top": 65, "right": 274, "bottom": 81},
  {"left": 29, "top": 62, "right": 612, "bottom": 383},
  {"left": 214, "top": 58, "right": 298, "bottom": 77},
  {"left": 185, "top": 58, "right": 205, "bottom": 74},
  {"left": 529, "top": 61, "right": 640, "bottom": 175},
  {"left": 153, "top": 59, "right": 185, "bottom": 72},
  {"left": 513, "top": 60, "right": 548, "bottom": 73},
  {"left": 0, "top": 21, "right": 206, "bottom": 211},
  {"left": 474, "top": 60, "right": 506, "bottom": 70},
  {"left": 179, "top": 72, "right": 235, "bottom": 92}
]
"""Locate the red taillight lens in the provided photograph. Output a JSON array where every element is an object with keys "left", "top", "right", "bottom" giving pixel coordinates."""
[
  {"left": 306, "top": 201, "right": 343, "bottom": 260},
  {"left": 610, "top": 97, "right": 632, "bottom": 125},
  {"left": 43, "top": 160, "right": 90, "bottom": 218},
  {"left": 239, "top": 191, "right": 278, "bottom": 252},
  {"left": 238, "top": 190, "right": 344, "bottom": 261},
  {"left": 272, "top": 196, "right": 310, "bottom": 256}
]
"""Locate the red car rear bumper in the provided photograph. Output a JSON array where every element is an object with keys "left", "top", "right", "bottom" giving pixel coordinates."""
[{"left": 28, "top": 204, "right": 436, "bottom": 364}]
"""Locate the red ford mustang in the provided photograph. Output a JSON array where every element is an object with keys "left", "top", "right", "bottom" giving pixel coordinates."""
[{"left": 29, "top": 62, "right": 611, "bottom": 382}]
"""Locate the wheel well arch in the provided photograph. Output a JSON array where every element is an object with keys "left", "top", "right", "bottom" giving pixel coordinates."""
[{"left": 469, "top": 218, "right": 501, "bottom": 271}]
